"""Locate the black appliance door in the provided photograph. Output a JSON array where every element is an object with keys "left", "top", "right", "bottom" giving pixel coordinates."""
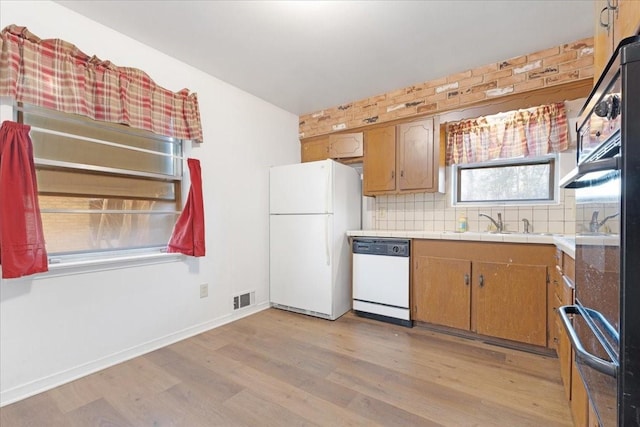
[{"left": 565, "top": 160, "right": 621, "bottom": 427}]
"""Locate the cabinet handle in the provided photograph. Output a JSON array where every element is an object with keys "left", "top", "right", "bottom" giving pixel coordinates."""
[
  {"left": 479, "top": 274, "right": 484, "bottom": 287},
  {"left": 600, "top": 7, "right": 610, "bottom": 31},
  {"left": 464, "top": 274, "right": 470, "bottom": 286},
  {"left": 391, "top": 170, "right": 395, "bottom": 179},
  {"left": 400, "top": 170, "right": 404, "bottom": 178}
]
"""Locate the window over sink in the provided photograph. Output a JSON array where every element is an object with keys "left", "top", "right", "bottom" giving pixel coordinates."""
[{"left": 452, "top": 155, "right": 557, "bottom": 206}]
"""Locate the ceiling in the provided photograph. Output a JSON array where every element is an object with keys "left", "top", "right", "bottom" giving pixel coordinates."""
[{"left": 54, "top": 1, "right": 595, "bottom": 116}]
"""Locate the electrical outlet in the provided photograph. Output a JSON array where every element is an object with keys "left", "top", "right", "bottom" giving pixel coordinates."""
[{"left": 199, "top": 283, "right": 208, "bottom": 298}]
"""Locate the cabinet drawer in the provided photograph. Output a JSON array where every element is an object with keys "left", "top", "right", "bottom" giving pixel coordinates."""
[
  {"left": 555, "top": 248, "right": 563, "bottom": 270},
  {"left": 563, "top": 252, "right": 575, "bottom": 284},
  {"left": 560, "top": 275, "right": 574, "bottom": 305}
]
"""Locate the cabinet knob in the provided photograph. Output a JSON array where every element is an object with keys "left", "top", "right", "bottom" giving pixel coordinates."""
[
  {"left": 391, "top": 170, "right": 395, "bottom": 179},
  {"left": 400, "top": 170, "right": 404, "bottom": 178},
  {"left": 464, "top": 274, "right": 470, "bottom": 286},
  {"left": 479, "top": 274, "right": 484, "bottom": 287}
]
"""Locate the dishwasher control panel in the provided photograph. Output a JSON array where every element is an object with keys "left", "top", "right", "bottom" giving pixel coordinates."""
[{"left": 352, "top": 238, "right": 409, "bottom": 257}]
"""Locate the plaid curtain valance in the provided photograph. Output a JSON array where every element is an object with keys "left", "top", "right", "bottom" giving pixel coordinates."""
[
  {"left": 445, "top": 102, "right": 568, "bottom": 166},
  {"left": 0, "top": 25, "right": 203, "bottom": 143}
]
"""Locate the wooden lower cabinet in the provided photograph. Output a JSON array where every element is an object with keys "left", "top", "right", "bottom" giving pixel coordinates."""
[
  {"left": 413, "top": 256, "right": 471, "bottom": 330},
  {"left": 588, "top": 401, "right": 600, "bottom": 427},
  {"left": 571, "top": 357, "right": 590, "bottom": 427},
  {"left": 473, "top": 261, "right": 547, "bottom": 346},
  {"left": 412, "top": 240, "right": 552, "bottom": 347},
  {"left": 557, "top": 311, "right": 572, "bottom": 401}
]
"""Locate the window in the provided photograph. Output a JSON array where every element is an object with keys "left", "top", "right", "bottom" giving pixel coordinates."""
[
  {"left": 19, "top": 105, "right": 183, "bottom": 258},
  {"left": 453, "top": 156, "right": 556, "bottom": 205}
]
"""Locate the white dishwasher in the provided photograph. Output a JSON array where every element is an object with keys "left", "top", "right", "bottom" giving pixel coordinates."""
[{"left": 352, "top": 238, "right": 411, "bottom": 327}]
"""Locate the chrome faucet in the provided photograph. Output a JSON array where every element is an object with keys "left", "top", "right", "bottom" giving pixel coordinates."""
[
  {"left": 479, "top": 213, "right": 503, "bottom": 233},
  {"left": 522, "top": 218, "right": 531, "bottom": 234},
  {"left": 589, "top": 211, "right": 619, "bottom": 233}
]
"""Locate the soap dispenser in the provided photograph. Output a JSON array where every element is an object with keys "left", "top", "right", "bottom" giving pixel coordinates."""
[{"left": 458, "top": 214, "right": 468, "bottom": 232}]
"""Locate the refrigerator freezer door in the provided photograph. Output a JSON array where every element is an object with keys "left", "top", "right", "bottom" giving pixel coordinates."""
[
  {"left": 270, "top": 160, "right": 333, "bottom": 214},
  {"left": 270, "top": 214, "right": 333, "bottom": 316}
]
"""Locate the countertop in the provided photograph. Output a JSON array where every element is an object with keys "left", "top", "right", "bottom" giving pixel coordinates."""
[{"left": 347, "top": 230, "right": 576, "bottom": 258}]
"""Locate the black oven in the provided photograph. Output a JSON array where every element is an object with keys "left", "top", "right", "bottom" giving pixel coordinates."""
[{"left": 560, "top": 36, "right": 640, "bottom": 427}]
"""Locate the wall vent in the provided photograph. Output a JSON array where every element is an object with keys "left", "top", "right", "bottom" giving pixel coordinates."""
[{"left": 233, "top": 291, "right": 255, "bottom": 310}]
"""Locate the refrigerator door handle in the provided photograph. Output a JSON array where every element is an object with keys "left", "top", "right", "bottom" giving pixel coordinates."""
[
  {"left": 325, "top": 215, "right": 331, "bottom": 266},
  {"left": 325, "top": 162, "right": 331, "bottom": 213}
]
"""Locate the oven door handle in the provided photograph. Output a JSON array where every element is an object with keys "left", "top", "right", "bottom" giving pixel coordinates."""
[
  {"left": 560, "top": 157, "right": 621, "bottom": 188},
  {"left": 559, "top": 305, "right": 618, "bottom": 378}
]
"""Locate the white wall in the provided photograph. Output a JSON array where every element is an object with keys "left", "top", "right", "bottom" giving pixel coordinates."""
[{"left": 0, "top": 1, "right": 300, "bottom": 405}]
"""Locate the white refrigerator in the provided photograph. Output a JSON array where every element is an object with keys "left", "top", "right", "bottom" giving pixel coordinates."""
[{"left": 269, "top": 159, "right": 362, "bottom": 320}]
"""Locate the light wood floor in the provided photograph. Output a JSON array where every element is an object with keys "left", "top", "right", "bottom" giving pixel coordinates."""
[{"left": 1, "top": 308, "right": 573, "bottom": 426}]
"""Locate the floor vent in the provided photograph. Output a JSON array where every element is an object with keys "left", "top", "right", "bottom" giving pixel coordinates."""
[{"left": 233, "top": 291, "right": 255, "bottom": 310}]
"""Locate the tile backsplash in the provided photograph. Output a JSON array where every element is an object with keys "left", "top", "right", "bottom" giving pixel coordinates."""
[
  {"left": 369, "top": 189, "right": 575, "bottom": 234},
  {"left": 363, "top": 151, "right": 579, "bottom": 235}
]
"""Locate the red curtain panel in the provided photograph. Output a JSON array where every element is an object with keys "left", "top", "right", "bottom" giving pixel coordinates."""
[
  {"left": 0, "top": 121, "right": 48, "bottom": 278},
  {"left": 167, "top": 158, "right": 205, "bottom": 257}
]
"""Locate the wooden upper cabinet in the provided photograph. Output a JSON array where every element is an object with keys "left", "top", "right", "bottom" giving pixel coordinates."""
[
  {"left": 595, "top": 0, "right": 614, "bottom": 80},
  {"left": 329, "top": 132, "right": 363, "bottom": 159},
  {"left": 472, "top": 261, "right": 547, "bottom": 346},
  {"left": 615, "top": 0, "right": 640, "bottom": 45},
  {"left": 594, "top": 0, "right": 640, "bottom": 79},
  {"left": 413, "top": 256, "right": 471, "bottom": 330},
  {"left": 302, "top": 133, "right": 363, "bottom": 163},
  {"left": 301, "top": 137, "right": 329, "bottom": 163},
  {"left": 363, "top": 117, "right": 443, "bottom": 196},
  {"left": 363, "top": 125, "right": 396, "bottom": 194},
  {"left": 397, "top": 119, "right": 435, "bottom": 191}
]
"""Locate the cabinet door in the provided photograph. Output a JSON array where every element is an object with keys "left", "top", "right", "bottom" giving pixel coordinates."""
[
  {"left": 363, "top": 125, "right": 396, "bottom": 194},
  {"left": 397, "top": 119, "right": 435, "bottom": 191},
  {"left": 301, "top": 137, "right": 329, "bottom": 163},
  {"left": 614, "top": 0, "right": 640, "bottom": 47},
  {"left": 413, "top": 256, "right": 471, "bottom": 330},
  {"left": 571, "top": 357, "right": 589, "bottom": 427},
  {"left": 594, "top": 0, "right": 615, "bottom": 80},
  {"left": 557, "top": 305, "right": 572, "bottom": 400},
  {"left": 329, "top": 132, "right": 363, "bottom": 159},
  {"left": 473, "top": 262, "right": 547, "bottom": 346},
  {"left": 548, "top": 267, "right": 561, "bottom": 349}
]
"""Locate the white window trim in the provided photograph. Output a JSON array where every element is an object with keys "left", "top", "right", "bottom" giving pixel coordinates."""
[
  {"left": 451, "top": 154, "right": 560, "bottom": 207},
  {"left": 0, "top": 100, "right": 191, "bottom": 272},
  {"left": 36, "top": 250, "right": 184, "bottom": 279}
]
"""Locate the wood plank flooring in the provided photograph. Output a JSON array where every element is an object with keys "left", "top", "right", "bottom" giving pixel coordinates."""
[{"left": 0, "top": 308, "right": 573, "bottom": 426}]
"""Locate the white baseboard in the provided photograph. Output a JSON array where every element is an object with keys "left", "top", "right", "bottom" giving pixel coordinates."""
[{"left": 0, "top": 301, "right": 270, "bottom": 407}]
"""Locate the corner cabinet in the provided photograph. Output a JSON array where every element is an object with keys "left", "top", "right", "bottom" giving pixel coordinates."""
[
  {"left": 412, "top": 240, "right": 552, "bottom": 347},
  {"left": 363, "top": 118, "right": 444, "bottom": 196}
]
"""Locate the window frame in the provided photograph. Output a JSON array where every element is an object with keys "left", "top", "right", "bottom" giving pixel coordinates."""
[
  {"left": 451, "top": 154, "right": 559, "bottom": 207},
  {"left": 15, "top": 103, "right": 186, "bottom": 265}
]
